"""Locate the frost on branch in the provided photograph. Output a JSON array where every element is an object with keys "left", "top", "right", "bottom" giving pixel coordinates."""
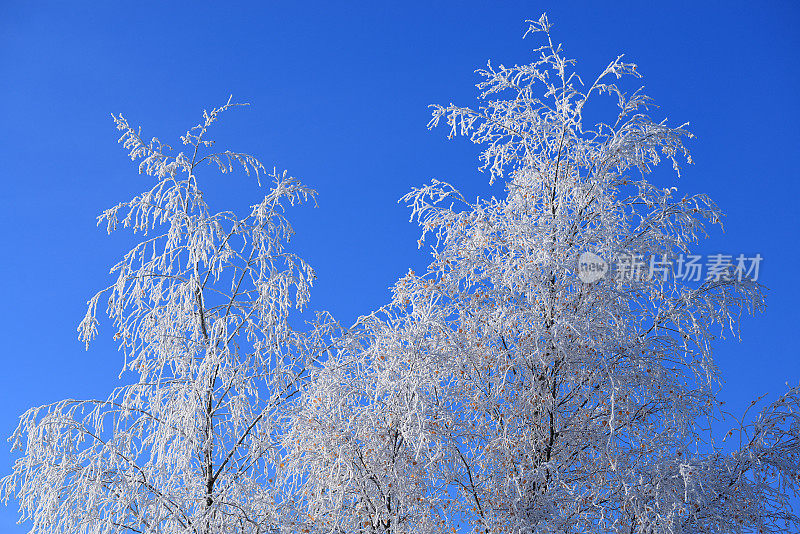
[
  {"left": 285, "top": 14, "right": 798, "bottom": 534},
  {"left": 281, "top": 309, "right": 458, "bottom": 534},
  {"left": 1, "top": 99, "right": 335, "bottom": 534}
]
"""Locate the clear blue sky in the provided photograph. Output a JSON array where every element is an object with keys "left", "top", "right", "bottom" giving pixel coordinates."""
[{"left": 1, "top": 2, "right": 798, "bottom": 530}]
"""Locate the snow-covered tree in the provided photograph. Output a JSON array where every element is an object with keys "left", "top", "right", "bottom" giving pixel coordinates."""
[
  {"left": 1, "top": 99, "right": 334, "bottom": 534},
  {"left": 285, "top": 15, "right": 800, "bottom": 534}
]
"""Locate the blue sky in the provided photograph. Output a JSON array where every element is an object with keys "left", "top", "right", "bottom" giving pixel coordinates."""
[{"left": 1, "top": 2, "right": 798, "bottom": 529}]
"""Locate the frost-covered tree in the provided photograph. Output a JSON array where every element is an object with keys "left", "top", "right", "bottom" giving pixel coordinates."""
[
  {"left": 285, "top": 15, "right": 800, "bottom": 534},
  {"left": 1, "top": 99, "right": 334, "bottom": 534}
]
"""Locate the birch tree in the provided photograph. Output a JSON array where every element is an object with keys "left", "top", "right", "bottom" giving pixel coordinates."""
[
  {"left": 1, "top": 99, "right": 333, "bottom": 534},
  {"left": 285, "top": 15, "right": 800, "bottom": 534}
]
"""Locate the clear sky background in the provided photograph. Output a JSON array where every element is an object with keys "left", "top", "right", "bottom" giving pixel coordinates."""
[{"left": 1, "top": 2, "right": 798, "bottom": 530}]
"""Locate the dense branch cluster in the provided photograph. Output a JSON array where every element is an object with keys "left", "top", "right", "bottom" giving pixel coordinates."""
[{"left": 3, "top": 15, "right": 799, "bottom": 534}]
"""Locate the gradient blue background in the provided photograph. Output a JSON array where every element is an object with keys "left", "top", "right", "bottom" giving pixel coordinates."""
[{"left": 1, "top": 2, "right": 798, "bottom": 529}]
